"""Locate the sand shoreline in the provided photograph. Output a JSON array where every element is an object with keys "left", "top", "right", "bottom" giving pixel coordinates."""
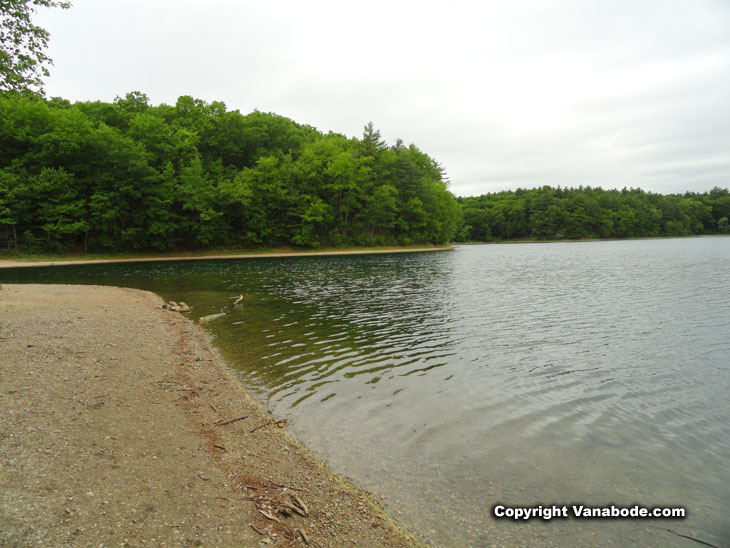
[
  {"left": 0, "top": 284, "right": 426, "bottom": 547},
  {"left": 0, "top": 246, "right": 452, "bottom": 269}
]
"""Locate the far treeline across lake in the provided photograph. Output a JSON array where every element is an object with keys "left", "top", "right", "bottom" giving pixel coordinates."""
[{"left": 1, "top": 92, "right": 729, "bottom": 254}]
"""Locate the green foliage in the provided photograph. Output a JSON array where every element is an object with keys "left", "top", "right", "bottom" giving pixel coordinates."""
[
  {"left": 0, "top": 94, "right": 460, "bottom": 252},
  {"left": 718, "top": 216, "right": 728, "bottom": 233},
  {"left": 0, "top": 0, "right": 71, "bottom": 94},
  {"left": 459, "top": 186, "right": 730, "bottom": 242}
]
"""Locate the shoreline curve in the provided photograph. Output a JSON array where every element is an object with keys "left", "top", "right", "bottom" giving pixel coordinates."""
[
  {"left": 0, "top": 246, "right": 452, "bottom": 269},
  {"left": 0, "top": 283, "right": 427, "bottom": 547}
]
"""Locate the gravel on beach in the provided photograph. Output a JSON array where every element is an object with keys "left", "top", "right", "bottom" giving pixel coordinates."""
[{"left": 0, "top": 284, "right": 425, "bottom": 548}]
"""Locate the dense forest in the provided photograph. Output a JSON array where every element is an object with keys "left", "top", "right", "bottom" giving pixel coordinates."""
[
  {"left": 1, "top": 93, "right": 729, "bottom": 254},
  {"left": 0, "top": 93, "right": 460, "bottom": 252},
  {"left": 459, "top": 186, "right": 730, "bottom": 241}
]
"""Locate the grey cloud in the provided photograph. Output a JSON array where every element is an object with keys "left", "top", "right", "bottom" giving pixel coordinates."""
[{"left": 35, "top": 0, "right": 730, "bottom": 197}]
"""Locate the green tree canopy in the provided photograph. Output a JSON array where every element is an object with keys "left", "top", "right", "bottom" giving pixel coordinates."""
[
  {"left": 459, "top": 186, "right": 729, "bottom": 242},
  {"left": 0, "top": 0, "right": 71, "bottom": 94},
  {"left": 0, "top": 93, "right": 461, "bottom": 252}
]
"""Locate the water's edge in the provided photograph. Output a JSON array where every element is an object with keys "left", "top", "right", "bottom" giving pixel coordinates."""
[{"left": 0, "top": 246, "right": 453, "bottom": 269}]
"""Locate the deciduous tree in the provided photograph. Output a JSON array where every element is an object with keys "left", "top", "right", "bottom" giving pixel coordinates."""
[{"left": 0, "top": 0, "right": 70, "bottom": 93}]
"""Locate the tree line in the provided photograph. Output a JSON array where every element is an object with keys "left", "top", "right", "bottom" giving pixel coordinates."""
[
  {"left": 458, "top": 186, "right": 730, "bottom": 242},
  {"left": 0, "top": 93, "right": 461, "bottom": 252},
  {"left": 1, "top": 93, "right": 728, "bottom": 254}
]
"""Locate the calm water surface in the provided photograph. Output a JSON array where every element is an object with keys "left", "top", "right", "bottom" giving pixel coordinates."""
[{"left": 3, "top": 238, "right": 729, "bottom": 547}]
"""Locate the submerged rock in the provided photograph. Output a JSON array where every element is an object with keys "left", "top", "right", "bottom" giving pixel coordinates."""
[{"left": 161, "top": 300, "right": 190, "bottom": 313}]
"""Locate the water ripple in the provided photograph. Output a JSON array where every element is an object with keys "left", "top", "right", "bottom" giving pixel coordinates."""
[{"left": 3, "top": 239, "right": 730, "bottom": 547}]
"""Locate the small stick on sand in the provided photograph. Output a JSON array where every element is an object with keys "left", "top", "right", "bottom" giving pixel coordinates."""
[
  {"left": 249, "top": 420, "right": 272, "bottom": 433},
  {"left": 294, "top": 528, "right": 310, "bottom": 544},
  {"left": 265, "top": 477, "right": 307, "bottom": 492},
  {"left": 214, "top": 414, "right": 248, "bottom": 427},
  {"left": 258, "top": 509, "right": 281, "bottom": 523},
  {"left": 279, "top": 502, "right": 307, "bottom": 518},
  {"left": 250, "top": 523, "right": 267, "bottom": 536},
  {"left": 292, "top": 494, "right": 309, "bottom": 516}
]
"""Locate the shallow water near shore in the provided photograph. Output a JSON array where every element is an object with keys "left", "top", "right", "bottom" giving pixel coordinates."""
[{"left": 3, "top": 238, "right": 729, "bottom": 547}]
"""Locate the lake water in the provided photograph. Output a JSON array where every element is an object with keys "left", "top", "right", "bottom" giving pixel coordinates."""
[{"left": 2, "top": 238, "right": 729, "bottom": 547}]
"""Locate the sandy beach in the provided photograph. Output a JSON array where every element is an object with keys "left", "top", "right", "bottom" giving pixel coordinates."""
[
  {"left": 0, "top": 284, "right": 425, "bottom": 548},
  {"left": 0, "top": 247, "right": 451, "bottom": 269}
]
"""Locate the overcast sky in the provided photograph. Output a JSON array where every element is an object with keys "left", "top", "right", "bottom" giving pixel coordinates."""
[{"left": 35, "top": 0, "right": 730, "bottom": 196}]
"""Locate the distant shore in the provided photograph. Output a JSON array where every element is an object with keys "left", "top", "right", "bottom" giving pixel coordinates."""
[
  {"left": 0, "top": 245, "right": 452, "bottom": 269},
  {"left": 455, "top": 234, "right": 730, "bottom": 246}
]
